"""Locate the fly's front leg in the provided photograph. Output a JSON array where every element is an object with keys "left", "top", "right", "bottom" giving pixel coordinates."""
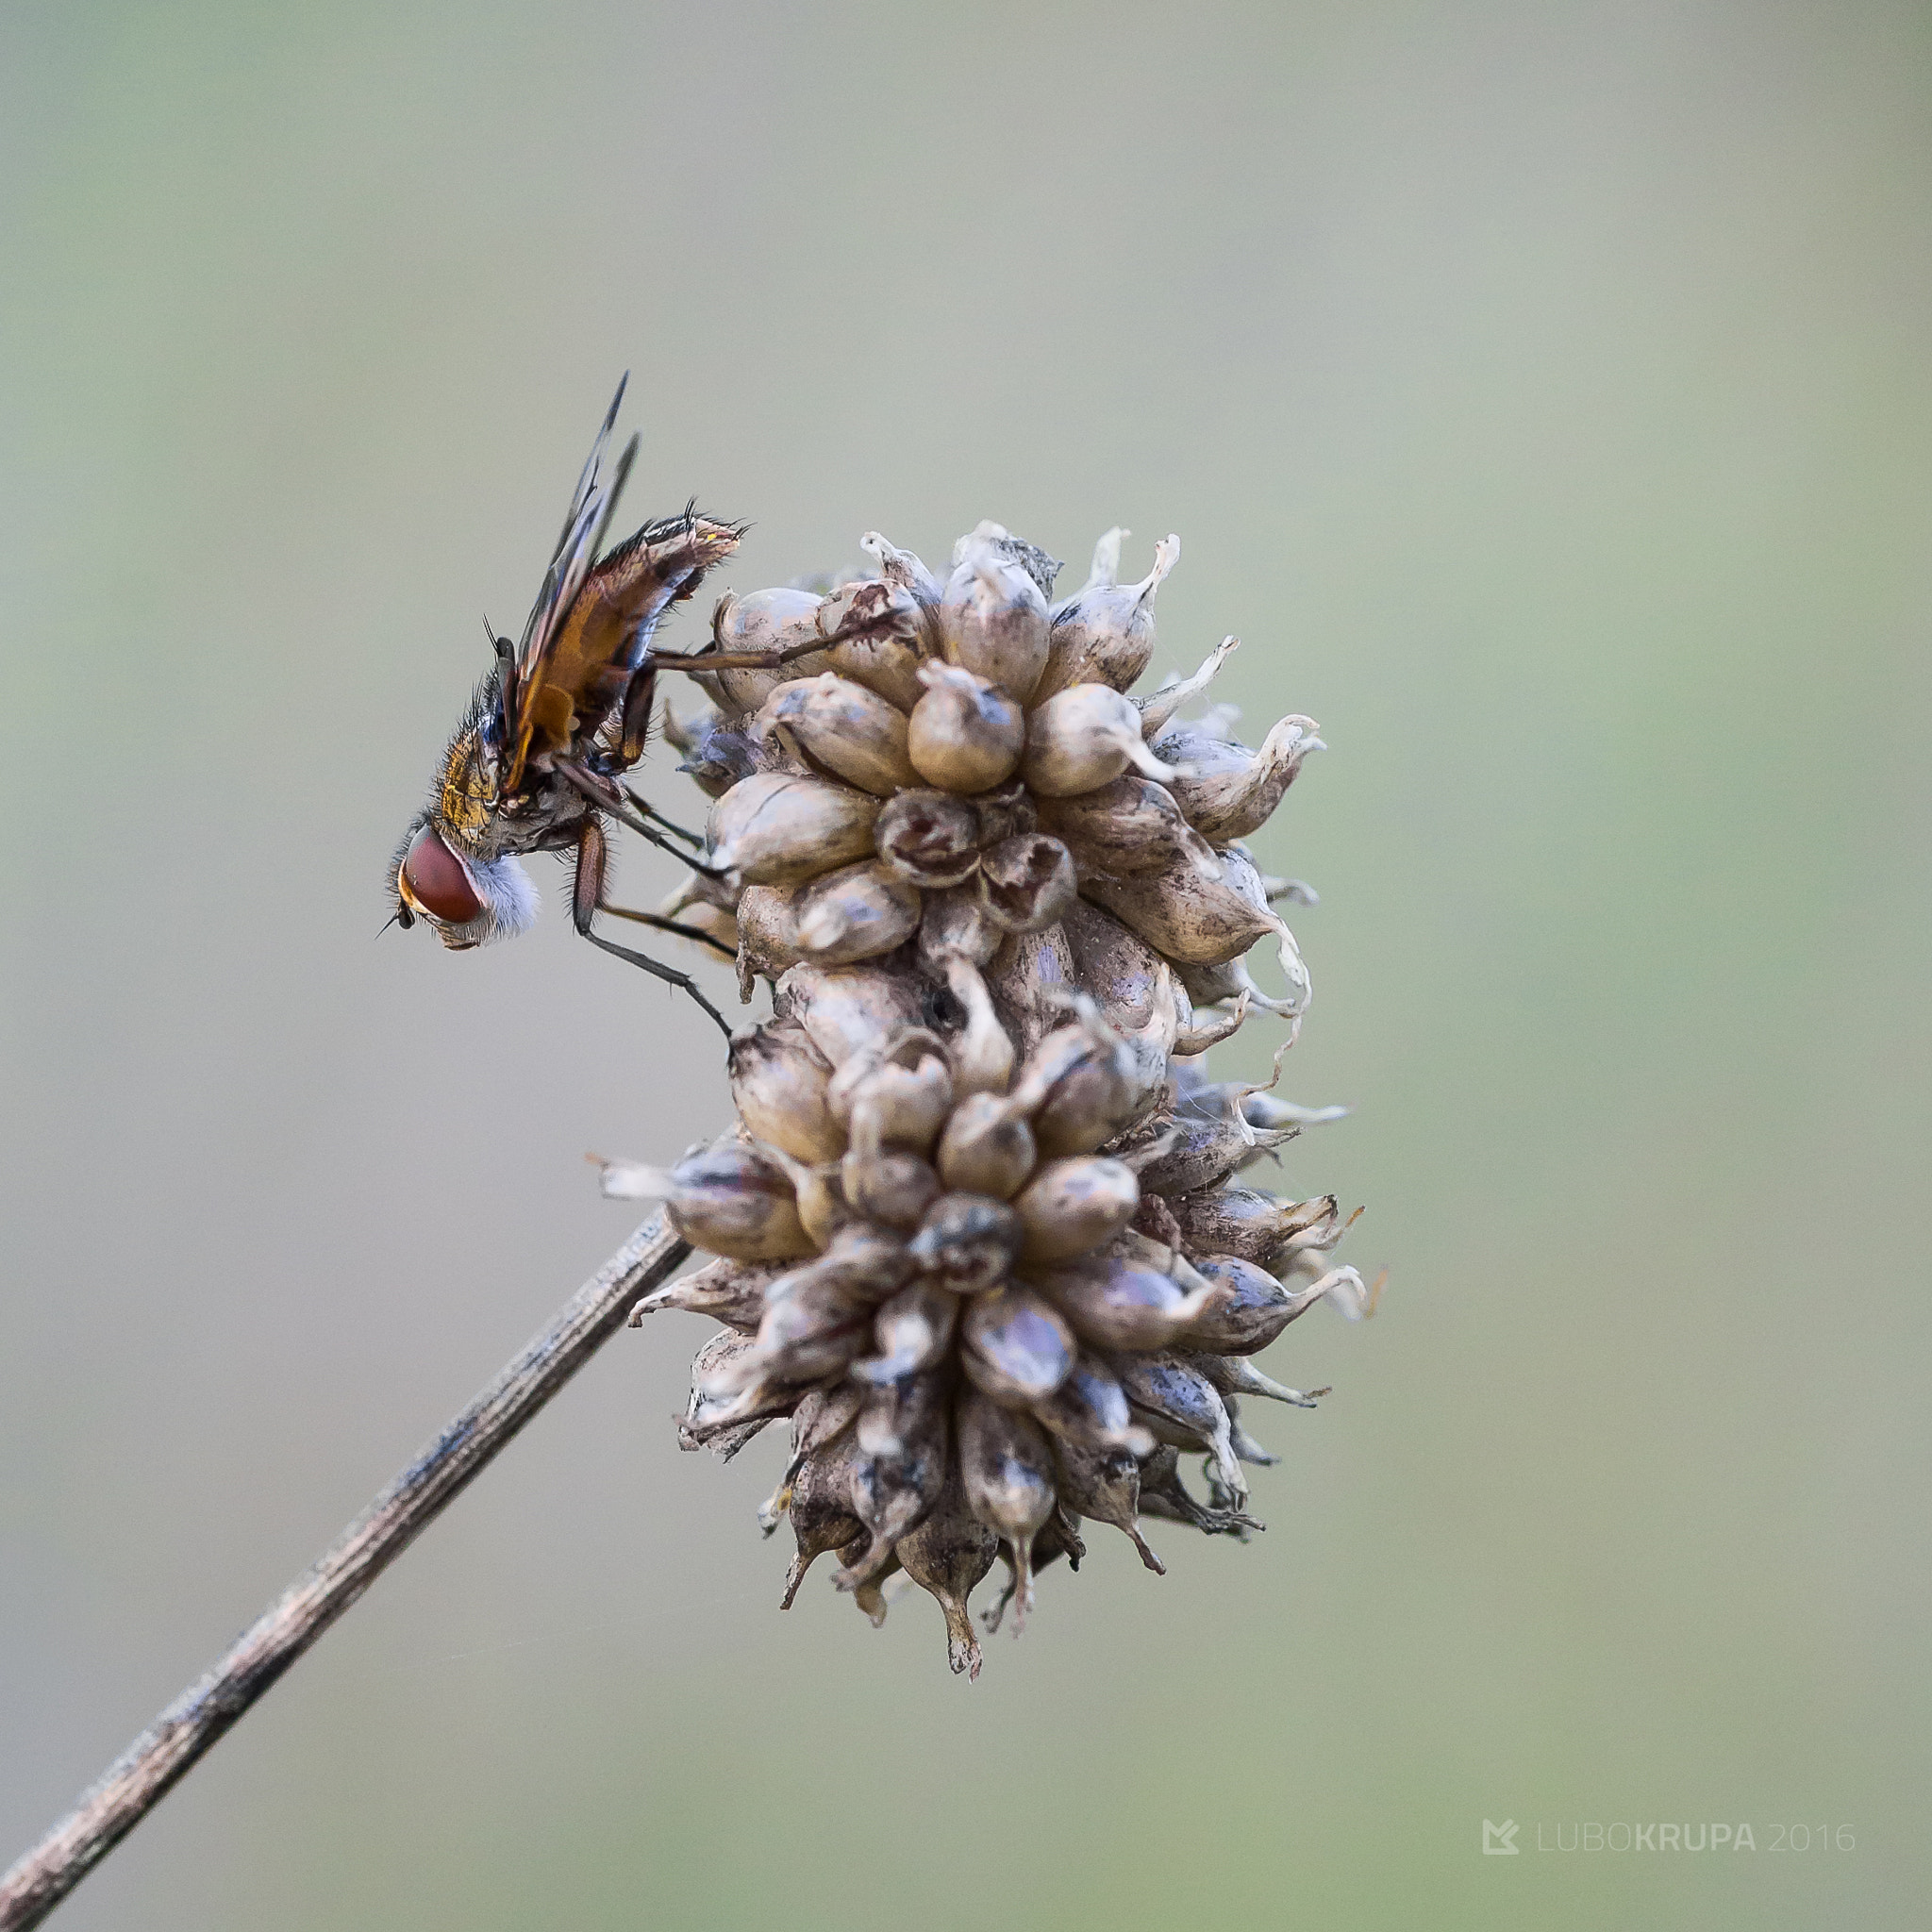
[{"left": 572, "top": 818, "right": 731, "bottom": 1035}]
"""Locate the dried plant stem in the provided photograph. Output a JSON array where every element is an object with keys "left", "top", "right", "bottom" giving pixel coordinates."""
[{"left": 0, "top": 1212, "right": 690, "bottom": 1932}]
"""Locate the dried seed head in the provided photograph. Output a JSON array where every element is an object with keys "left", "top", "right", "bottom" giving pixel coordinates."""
[
  {"left": 907, "top": 661, "right": 1026, "bottom": 793},
  {"left": 708, "top": 772, "right": 882, "bottom": 885},
  {"left": 1112, "top": 1354, "right": 1246, "bottom": 1507},
  {"left": 1022, "top": 684, "right": 1178, "bottom": 797}
]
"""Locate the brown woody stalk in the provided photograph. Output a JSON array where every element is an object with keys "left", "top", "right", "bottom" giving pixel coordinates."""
[{"left": 0, "top": 1212, "right": 690, "bottom": 1932}]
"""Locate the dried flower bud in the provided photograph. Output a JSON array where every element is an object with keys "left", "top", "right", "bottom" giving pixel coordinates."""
[
  {"left": 907, "top": 1191, "right": 1023, "bottom": 1292},
  {"left": 1156, "top": 713, "right": 1324, "bottom": 842},
  {"left": 1113, "top": 1354, "right": 1245, "bottom": 1506},
  {"left": 778, "top": 961, "right": 928, "bottom": 1068},
  {"left": 916, "top": 884, "right": 1003, "bottom": 969},
  {"left": 780, "top": 1432, "right": 868, "bottom": 1607},
  {"left": 1033, "top": 774, "right": 1221, "bottom": 881},
  {"left": 874, "top": 788, "right": 983, "bottom": 888},
  {"left": 907, "top": 662, "right": 1025, "bottom": 793},
  {"left": 759, "top": 673, "right": 919, "bottom": 796},
  {"left": 606, "top": 1142, "right": 813, "bottom": 1261},
  {"left": 1028, "top": 1253, "right": 1221, "bottom": 1352},
  {"left": 711, "top": 587, "right": 837, "bottom": 711},
  {"left": 956, "top": 1390, "right": 1058, "bottom": 1629},
  {"left": 1052, "top": 1439, "right": 1165, "bottom": 1572},
  {"left": 1133, "top": 635, "right": 1241, "bottom": 740},
  {"left": 629, "top": 1254, "right": 786, "bottom": 1330},
  {"left": 1013, "top": 1156, "right": 1141, "bottom": 1264},
  {"left": 857, "top": 1278, "right": 960, "bottom": 1383},
  {"left": 844, "top": 1049, "right": 955, "bottom": 1155},
  {"left": 960, "top": 1285, "right": 1076, "bottom": 1404},
  {"left": 934, "top": 1091, "right": 1037, "bottom": 1199},
  {"left": 773, "top": 1220, "right": 917, "bottom": 1304},
  {"left": 664, "top": 700, "right": 762, "bottom": 797},
  {"left": 1174, "top": 1254, "right": 1324, "bottom": 1354},
  {"left": 1034, "top": 533, "right": 1179, "bottom": 701},
  {"left": 977, "top": 833, "right": 1077, "bottom": 935},
  {"left": 940, "top": 537, "right": 1052, "bottom": 701},
  {"left": 986, "top": 926, "right": 1076, "bottom": 1063},
  {"left": 791, "top": 859, "right": 923, "bottom": 964},
  {"left": 1164, "top": 1184, "right": 1339, "bottom": 1274},
  {"left": 1115, "top": 1109, "right": 1296, "bottom": 1199},
  {"left": 1029, "top": 1353, "right": 1156, "bottom": 1458},
  {"left": 859, "top": 531, "right": 943, "bottom": 606},
  {"left": 1009, "top": 1010, "right": 1142, "bottom": 1158},
  {"left": 896, "top": 1464, "right": 999, "bottom": 1676},
  {"left": 1022, "top": 684, "right": 1178, "bottom": 796},
  {"left": 1080, "top": 863, "right": 1279, "bottom": 968},
  {"left": 841, "top": 1149, "right": 943, "bottom": 1231},
  {"left": 741, "top": 1271, "right": 874, "bottom": 1384},
  {"left": 727, "top": 1022, "right": 843, "bottom": 1163},
  {"left": 708, "top": 773, "right": 882, "bottom": 885},
  {"left": 941, "top": 954, "right": 1018, "bottom": 1097},
  {"left": 733, "top": 884, "right": 806, "bottom": 990},
  {"left": 840, "top": 1372, "right": 951, "bottom": 1587}
]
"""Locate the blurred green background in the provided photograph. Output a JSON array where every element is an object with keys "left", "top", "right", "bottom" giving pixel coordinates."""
[{"left": 3, "top": 1, "right": 1927, "bottom": 1926}]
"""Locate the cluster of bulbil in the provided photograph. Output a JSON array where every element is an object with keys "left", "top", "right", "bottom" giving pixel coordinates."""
[{"left": 602, "top": 522, "right": 1373, "bottom": 1675}]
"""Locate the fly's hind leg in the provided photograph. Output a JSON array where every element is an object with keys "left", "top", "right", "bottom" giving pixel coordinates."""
[{"left": 572, "top": 819, "right": 731, "bottom": 1036}]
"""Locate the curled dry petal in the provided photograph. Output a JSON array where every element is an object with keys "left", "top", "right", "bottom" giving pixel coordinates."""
[
  {"left": 1022, "top": 684, "right": 1178, "bottom": 796},
  {"left": 791, "top": 859, "right": 923, "bottom": 964},
  {"left": 708, "top": 773, "right": 882, "bottom": 885},
  {"left": 907, "top": 661, "right": 1026, "bottom": 793},
  {"left": 759, "top": 673, "right": 919, "bottom": 796}
]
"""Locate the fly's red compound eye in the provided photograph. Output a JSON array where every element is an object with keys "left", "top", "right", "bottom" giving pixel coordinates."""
[{"left": 402, "top": 826, "right": 484, "bottom": 924}]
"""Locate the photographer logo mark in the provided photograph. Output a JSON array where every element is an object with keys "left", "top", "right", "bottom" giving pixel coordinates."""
[{"left": 1483, "top": 1820, "right": 1520, "bottom": 1856}]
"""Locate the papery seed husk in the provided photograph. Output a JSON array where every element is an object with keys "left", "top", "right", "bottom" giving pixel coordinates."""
[
  {"left": 1224, "top": 1403, "right": 1280, "bottom": 1467},
  {"left": 980, "top": 1505, "right": 1084, "bottom": 1636},
  {"left": 1027, "top": 1254, "right": 1219, "bottom": 1352},
  {"left": 734, "top": 883, "right": 806, "bottom": 989},
  {"left": 664, "top": 1143, "right": 814, "bottom": 1260},
  {"left": 959, "top": 1285, "right": 1077, "bottom": 1405},
  {"left": 1016, "top": 1024, "right": 1141, "bottom": 1158},
  {"left": 1133, "top": 634, "right": 1241, "bottom": 740},
  {"left": 818, "top": 575, "right": 933, "bottom": 709},
  {"left": 777, "top": 961, "right": 929, "bottom": 1067},
  {"left": 907, "top": 662, "right": 1026, "bottom": 793},
  {"left": 1173, "top": 1254, "right": 1322, "bottom": 1354},
  {"left": 1028, "top": 1353, "right": 1156, "bottom": 1457},
  {"left": 760, "top": 1378, "right": 869, "bottom": 1532},
  {"left": 1033, "top": 776, "right": 1221, "bottom": 881},
  {"left": 770, "top": 1220, "right": 917, "bottom": 1305},
  {"left": 791, "top": 859, "right": 923, "bottom": 964},
  {"left": 956, "top": 1389, "right": 1058, "bottom": 1628},
  {"left": 841, "top": 1149, "right": 943, "bottom": 1231},
  {"left": 970, "top": 777, "right": 1037, "bottom": 849},
  {"left": 1033, "top": 533, "right": 1178, "bottom": 701},
  {"left": 940, "top": 543, "right": 1051, "bottom": 702},
  {"left": 934, "top": 1091, "right": 1037, "bottom": 1200},
  {"left": 1051, "top": 1438, "right": 1164, "bottom": 1572},
  {"left": 873, "top": 788, "right": 983, "bottom": 888},
  {"left": 906, "top": 1191, "right": 1023, "bottom": 1293},
  {"left": 781, "top": 1435, "right": 869, "bottom": 1607},
  {"left": 1155, "top": 712, "right": 1322, "bottom": 843},
  {"left": 708, "top": 773, "right": 882, "bottom": 885},
  {"left": 1170, "top": 992, "right": 1251, "bottom": 1056},
  {"left": 1175, "top": 953, "right": 1302, "bottom": 1018},
  {"left": 857, "top": 1277, "right": 961, "bottom": 1383},
  {"left": 917, "top": 884, "right": 1003, "bottom": 970},
  {"left": 1079, "top": 863, "right": 1278, "bottom": 967},
  {"left": 742, "top": 1275, "right": 875, "bottom": 1383},
  {"left": 1135, "top": 1443, "right": 1259, "bottom": 1538},
  {"left": 727, "top": 1022, "right": 843, "bottom": 1164},
  {"left": 665, "top": 702, "right": 762, "bottom": 797},
  {"left": 840, "top": 1372, "right": 952, "bottom": 1587},
  {"left": 859, "top": 531, "right": 944, "bottom": 607},
  {"left": 1058, "top": 900, "right": 1182, "bottom": 1120},
  {"left": 760, "top": 673, "right": 919, "bottom": 796},
  {"left": 631, "top": 1254, "right": 789, "bottom": 1331},
  {"left": 1012, "top": 1157, "right": 1141, "bottom": 1264},
  {"left": 1115, "top": 1109, "right": 1295, "bottom": 1199},
  {"left": 951, "top": 520, "right": 1062, "bottom": 599},
  {"left": 1214, "top": 844, "right": 1311, "bottom": 1013},
  {"left": 1022, "top": 684, "right": 1177, "bottom": 797},
  {"left": 1164, "top": 1184, "right": 1338, "bottom": 1274},
  {"left": 985, "top": 926, "right": 1075, "bottom": 1064},
  {"left": 712, "top": 587, "right": 837, "bottom": 711},
  {"left": 896, "top": 1463, "right": 999, "bottom": 1677},
  {"left": 978, "top": 833, "right": 1077, "bottom": 934},
  {"left": 1112, "top": 1354, "right": 1245, "bottom": 1504}
]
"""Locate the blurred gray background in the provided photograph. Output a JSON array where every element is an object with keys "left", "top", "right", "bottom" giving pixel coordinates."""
[{"left": 3, "top": 1, "right": 1927, "bottom": 1926}]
